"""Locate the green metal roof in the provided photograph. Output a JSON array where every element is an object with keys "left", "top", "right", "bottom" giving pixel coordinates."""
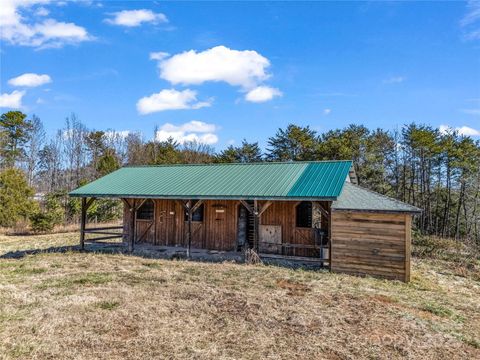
[
  {"left": 69, "top": 161, "right": 352, "bottom": 200},
  {"left": 332, "top": 182, "right": 422, "bottom": 213}
]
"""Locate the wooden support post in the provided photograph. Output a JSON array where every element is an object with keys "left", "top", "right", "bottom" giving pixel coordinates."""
[
  {"left": 80, "top": 197, "right": 87, "bottom": 250},
  {"left": 187, "top": 200, "right": 192, "bottom": 259},
  {"left": 178, "top": 200, "right": 203, "bottom": 259},
  {"left": 253, "top": 200, "right": 259, "bottom": 252},
  {"left": 128, "top": 199, "right": 136, "bottom": 253},
  {"left": 405, "top": 214, "right": 412, "bottom": 282},
  {"left": 328, "top": 202, "right": 332, "bottom": 271},
  {"left": 239, "top": 199, "right": 271, "bottom": 252}
]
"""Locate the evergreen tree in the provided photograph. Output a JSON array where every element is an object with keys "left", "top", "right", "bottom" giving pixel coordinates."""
[
  {"left": 267, "top": 124, "right": 318, "bottom": 161},
  {"left": 0, "top": 168, "right": 35, "bottom": 227},
  {"left": 0, "top": 111, "right": 33, "bottom": 168},
  {"left": 217, "top": 140, "right": 263, "bottom": 163}
]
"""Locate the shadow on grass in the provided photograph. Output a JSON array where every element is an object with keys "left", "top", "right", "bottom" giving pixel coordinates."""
[
  {"left": 0, "top": 242, "right": 326, "bottom": 270},
  {"left": 0, "top": 243, "right": 124, "bottom": 259}
]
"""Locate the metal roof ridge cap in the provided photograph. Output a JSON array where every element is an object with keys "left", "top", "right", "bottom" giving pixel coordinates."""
[{"left": 122, "top": 160, "right": 354, "bottom": 168}]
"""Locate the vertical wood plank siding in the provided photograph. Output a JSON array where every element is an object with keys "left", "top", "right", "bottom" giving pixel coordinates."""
[
  {"left": 123, "top": 200, "right": 412, "bottom": 282},
  {"left": 330, "top": 211, "right": 411, "bottom": 282},
  {"left": 124, "top": 199, "right": 240, "bottom": 251}
]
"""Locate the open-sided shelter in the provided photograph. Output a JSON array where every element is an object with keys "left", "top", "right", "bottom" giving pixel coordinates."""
[{"left": 70, "top": 161, "right": 420, "bottom": 281}]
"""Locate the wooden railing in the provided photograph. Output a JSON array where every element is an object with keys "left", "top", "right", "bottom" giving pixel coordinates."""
[{"left": 83, "top": 226, "right": 123, "bottom": 242}]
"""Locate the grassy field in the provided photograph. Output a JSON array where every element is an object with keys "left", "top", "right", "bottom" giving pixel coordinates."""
[{"left": 0, "top": 233, "right": 479, "bottom": 359}]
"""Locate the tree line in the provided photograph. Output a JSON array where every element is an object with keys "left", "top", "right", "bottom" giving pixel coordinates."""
[{"left": 1, "top": 110, "right": 479, "bottom": 242}]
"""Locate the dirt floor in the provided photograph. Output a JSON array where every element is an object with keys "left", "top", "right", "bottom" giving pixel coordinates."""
[{"left": 0, "top": 233, "right": 479, "bottom": 359}]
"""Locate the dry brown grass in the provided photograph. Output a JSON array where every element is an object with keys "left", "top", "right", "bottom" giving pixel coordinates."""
[
  {"left": 0, "top": 221, "right": 122, "bottom": 236},
  {"left": 0, "top": 233, "right": 479, "bottom": 359}
]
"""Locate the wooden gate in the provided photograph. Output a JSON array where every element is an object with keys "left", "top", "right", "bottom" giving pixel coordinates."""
[{"left": 290, "top": 228, "right": 317, "bottom": 257}]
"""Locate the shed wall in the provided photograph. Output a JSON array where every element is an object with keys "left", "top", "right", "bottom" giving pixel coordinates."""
[
  {"left": 123, "top": 199, "right": 240, "bottom": 251},
  {"left": 123, "top": 199, "right": 321, "bottom": 254},
  {"left": 330, "top": 211, "right": 411, "bottom": 281}
]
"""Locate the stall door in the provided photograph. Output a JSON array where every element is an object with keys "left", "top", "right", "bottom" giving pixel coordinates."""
[{"left": 156, "top": 200, "right": 177, "bottom": 246}]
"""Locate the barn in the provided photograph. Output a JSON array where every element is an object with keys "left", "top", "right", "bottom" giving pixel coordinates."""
[{"left": 69, "top": 161, "right": 420, "bottom": 282}]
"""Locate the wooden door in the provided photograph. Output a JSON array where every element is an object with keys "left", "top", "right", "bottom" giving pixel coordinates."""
[
  {"left": 259, "top": 225, "right": 282, "bottom": 254},
  {"left": 135, "top": 220, "right": 155, "bottom": 244},
  {"left": 156, "top": 200, "right": 176, "bottom": 246}
]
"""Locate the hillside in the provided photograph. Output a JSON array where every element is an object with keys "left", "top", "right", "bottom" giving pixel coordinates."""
[{"left": 0, "top": 233, "right": 479, "bottom": 359}]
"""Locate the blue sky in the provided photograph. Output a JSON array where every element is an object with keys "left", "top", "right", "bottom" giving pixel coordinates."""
[{"left": 1, "top": 1, "right": 479, "bottom": 149}]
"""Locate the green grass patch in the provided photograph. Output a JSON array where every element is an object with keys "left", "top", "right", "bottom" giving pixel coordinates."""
[
  {"left": 422, "top": 302, "right": 453, "bottom": 317},
  {"left": 95, "top": 300, "right": 120, "bottom": 310},
  {"left": 37, "top": 272, "right": 112, "bottom": 290},
  {"left": 12, "top": 265, "right": 47, "bottom": 276}
]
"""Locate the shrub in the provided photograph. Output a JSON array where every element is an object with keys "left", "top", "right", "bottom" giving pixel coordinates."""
[
  {"left": 29, "top": 212, "right": 56, "bottom": 233},
  {"left": 0, "top": 168, "right": 35, "bottom": 227}
]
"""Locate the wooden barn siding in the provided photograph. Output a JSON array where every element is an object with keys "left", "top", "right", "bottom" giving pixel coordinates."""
[
  {"left": 123, "top": 199, "right": 239, "bottom": 251},
  {"left": 330, "top": 211, "right": 411, "bottom": 282},
  {"left": 122, "top": 200, "right": 320, "bottom": 256},
  {"left": 260, "top": 201, "right": 317, "bottom": 257}
]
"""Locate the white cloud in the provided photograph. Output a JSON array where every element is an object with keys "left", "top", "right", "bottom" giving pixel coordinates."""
[
  {"left": 461, "top": 109, "right": 480, "bottom": 115},
  {"left": 158, "top": 46, "right": 271, "bottom": 89},
  {"left": 136, "top": 89, "right": 212, "bottom": 114},
  {"left": 149, "top": 51, "right": 170, "bottom": 61},
  {"left": 35, "top": 7, "right": 49, "bottom": 16},
  {"left": 8, "top": 73, "right": 52, "bottom": 87},
  {"left": 383, "top": 76, "right": 405, "bottom": 84},
  {"left": 105, "top": 9, "right": 168, "bottom": 27},
  {"left": 461, "top": 1, "right": 480, "bottom": 26},
  {"left": 439, "top": 124, "right": 480, "bottom": 137},
  {"left": 323, "top": 108, "right": 331, "bottom": 115},
  {"left": 0, "top": 0, "right": 93, "bottom": 48},
  {"left": 0, "top": 90, "right": 25, "bottom": 108},
  {"left": 245, "top": 86, "right": 282, "bottom": 103},
  {"left": 461, "top": 1, "right": 480, "bottom": 40},
  {"left": 155, "top": 121, "right": 218, "bottom": 144}
]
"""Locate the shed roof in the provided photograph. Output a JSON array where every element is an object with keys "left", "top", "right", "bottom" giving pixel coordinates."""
[
  {"left": 69, "top": 161, "right": 353, "bottom": 200},
  {"left": 333, "top": 182, "right": 421, "bottom": 213}
]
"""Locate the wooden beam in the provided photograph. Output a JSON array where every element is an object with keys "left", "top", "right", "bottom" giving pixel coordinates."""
[
  {"left": 186, "top": 200, "right": 192, "bottom": 258},
  {"left": 84, "top": 226, "right": 123, "bottom": 231},
  {"left": 253, "top": 200, "right": 259, "bottom": 252},
  {"left": 316, "top": 201, "right": 330, "bottom": 218},
  {"left": 258, "top": 200, "right": 272, "bottom": 217},
  {"left": 405, "top": 214, "right": 412, "bottom": 282},
  {"left": 178, "top": 200, "right": 190, "bottom": 211},
  {"left": 121, "top": 198, "right": 132, "bottom": 209},
  {"left": 134, "top": 198, "right": 147, "bottom": 211},
  {"left": 80, "top": 197, "right": 87, "bottom": 250},
  {"left": 191, "top": 199, "right": 204, "bottom": 213},
  {"left": 328, "top": 201, "right": 332, "bottom": 271},
  {"left": 128, "top": 199, "right": 136, "bottom": 253},
  {"left": 86, "top": 197, "right": 96, "bottom": 210},
  {"left": 239, "top": 200, "right": 253, "bottom": 214},
  {"left": 85, "top": 235, "right": 123, "bottom": 241},
  {"left": 83, "top": 230, "right": 123, "bottom": 235}
]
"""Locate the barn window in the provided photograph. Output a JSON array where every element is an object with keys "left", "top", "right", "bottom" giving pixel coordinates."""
[
  {"left": 185, "top": 202, "right": 204, "bottom": 222},
  {"left": 296, "top": 201, "right": 312, "bottom": 228},
  {"left": 137, "top": 199, "right": 154, "bottom": 220}
]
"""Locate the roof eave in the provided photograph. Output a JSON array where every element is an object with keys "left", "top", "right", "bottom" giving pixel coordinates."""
[
  {"left": 332, "top": 207, "right": 422, "bottom": 214},
  {"left": 68, "top": 193, "right": 338, "bottom": 201}
]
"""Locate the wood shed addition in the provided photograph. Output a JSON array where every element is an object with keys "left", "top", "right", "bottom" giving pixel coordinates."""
[{"left": 70, "top": 161, "right": 420, "bottom": 282}]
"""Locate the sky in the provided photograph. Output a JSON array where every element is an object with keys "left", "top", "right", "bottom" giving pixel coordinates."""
[{"left": 1, "top": 0, "right": 479, "bottom": 150}]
